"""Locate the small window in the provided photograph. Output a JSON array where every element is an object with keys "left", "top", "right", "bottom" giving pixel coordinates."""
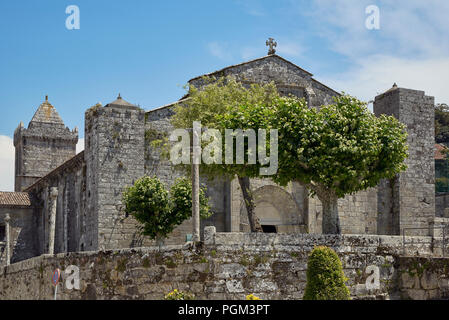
[
  {"left": 0, "top": 225, "right": 5, "bottom": 242},
  {"left": 261, "top": 225, "right": 277, "bottom": 233}
]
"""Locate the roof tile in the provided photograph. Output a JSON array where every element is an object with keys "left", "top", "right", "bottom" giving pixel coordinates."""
[{"left": 0, "top": 192, "right": 33, "bottom": 207}]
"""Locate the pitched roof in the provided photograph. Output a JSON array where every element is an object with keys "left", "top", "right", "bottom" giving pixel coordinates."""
[
  {"left": 105, "top": 94, "right": 141, "bottom": 110},
  {"left": 0, "top": 192, "right": 33, "bottom": 207},
  {"left": 187, "top": 54, "right": 339, "bottom": 96},
  {"left": 188, "top": 54, "right": 313, "bottom": 83},
  {"left": 29, "top": 97, "right": 65, "bottom": 125}
]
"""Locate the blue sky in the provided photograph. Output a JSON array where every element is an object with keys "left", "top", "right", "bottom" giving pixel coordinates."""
[{"left": 1, "top": 0, "right": 449, "bottom": 190}]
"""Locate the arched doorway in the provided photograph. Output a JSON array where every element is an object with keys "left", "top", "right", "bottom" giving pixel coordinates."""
[{"left": 239, "top": 185, "right": 305, "bottom": 233}]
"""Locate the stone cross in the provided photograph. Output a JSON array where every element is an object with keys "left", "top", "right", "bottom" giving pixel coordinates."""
[
  {"left": 266, "top": 38, "right": 277, "bottom": 55},
  {"left": 4, "top": 214, "right": 10, "bottom": 266},
  {"left": 48, "top": 187, "right": 58, "bottom": 255}
]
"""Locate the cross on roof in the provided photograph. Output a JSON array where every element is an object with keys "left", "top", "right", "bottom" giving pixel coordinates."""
[{"left": 266, "top": 38, "right": 277, "bottom": 55}]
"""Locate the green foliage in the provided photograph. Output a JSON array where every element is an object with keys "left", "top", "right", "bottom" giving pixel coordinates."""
[
  {"left": 170, "top": 76, "right": 281, "bottom": 180},
  {"left": 171, "top": 76, "right": 279, "bottom": 129},
  {"left": 170, "top": 177, "right": 211, "bottom": 220},
  {"left": 436, "top": 177, "right": 449, "bottom": 193},
  {"left": 270, "top": 94, "right": 408, "bottom": 198},
  {"left": 303, "top": 246, "right": 350, "bottom": 300},
  {"left": 435, "top": 103, "right": 449, "bottom": 143},
  {"left": 169, "top": 77, "right": 282, "bottom": 233},
  {"left": 122, "top": 176, "right": 211, "bottom": 240}
]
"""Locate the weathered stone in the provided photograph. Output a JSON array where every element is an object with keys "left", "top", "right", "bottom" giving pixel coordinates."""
[
  {"left": 401, "top": 273, "right": 421, "bottom": 289},
  {"left": 420, "top": 271, "right": 439, "bottom": 290}
]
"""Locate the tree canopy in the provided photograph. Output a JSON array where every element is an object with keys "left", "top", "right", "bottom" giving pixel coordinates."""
[
  {"left": 435, "top": 103, "right": 449, "bottom": 144},
  {"left": 269, "top": 94, "right": 408, "bottom": 233},
  {"left": 170, "top": 77, "right": 281, "bottom": 232},
  {"left": 122, "top": 176, "right": 211, "bottom": 241}
]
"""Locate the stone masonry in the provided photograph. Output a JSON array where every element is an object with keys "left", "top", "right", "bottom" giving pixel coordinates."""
[
  {"left": 85, "top": 96, "right": 146, "bottom": 251},
  {"left": 1, "top": 231, "right": 449, "bottom": 300},
  {"left": 1, "top": 53, "right": 446, "bottom": 278},
  {"left": 13, "top": 97, "right": 78, "bottom": 192},
  {"left": 374, "top": 87, "right": 436, "bottom": 236}
]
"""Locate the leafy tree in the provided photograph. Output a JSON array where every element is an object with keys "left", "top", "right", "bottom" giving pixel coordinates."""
[
  {"left": 170, "top": 76, "right": 280, "bottom": 232},
  {"left": 122, "top": 176, "right": 211, "bottom": 242},
  {"left": 435, "top": 103, "right": 449, "bottom": 144},
  {"left": 270, "top": 95, "right": 408, "bottom": 234},
  {"left": 303, "top": 246, "right": 350, "bottom": 300}
]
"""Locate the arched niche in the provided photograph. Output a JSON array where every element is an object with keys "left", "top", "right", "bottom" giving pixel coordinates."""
[{"left": 239, "top": 185, "right": 306, "bottom": 233}]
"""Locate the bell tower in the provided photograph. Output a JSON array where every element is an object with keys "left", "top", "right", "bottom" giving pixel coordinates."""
[{"left": 14, "top": 96, "right": 78, "bottom": 191}]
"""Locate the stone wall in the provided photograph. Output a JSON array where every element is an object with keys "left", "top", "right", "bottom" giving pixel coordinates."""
[
  {"left": 189, "top": 54, "right": 339, "bottom": 109},
  {"left": 25, "top": 152, "right": 86, "bottom": 256},
  {"left": 85, "top": 102, "right": 146, "bottom": 251},
  {"left": 374, "top": 88, "right": 436, "bottom": 235},
  {"left": 436, "top": 193, "right": 449, "bottom": 217},
  {"left": 13, "top": 102, "right": 78, "bottom": 192},
  {"left": 308, "top": 188, "right": 378, "bottom": 235},
  {"left": 1, "top": 232, "right": 449, "bottom": 300},
  {"left": 0, "top": 208, "right": 36, "bottom": 266},
  {"left": 398, "top": 256, "right": 449, "bottom": 299}
]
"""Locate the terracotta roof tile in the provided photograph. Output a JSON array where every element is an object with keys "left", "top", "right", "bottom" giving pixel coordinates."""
[
  {"left": 435, "top": 143, "right": 448, "bottom": 160},
  {"left": 0, "top": 192, "right": 33, "bottom": 207}
]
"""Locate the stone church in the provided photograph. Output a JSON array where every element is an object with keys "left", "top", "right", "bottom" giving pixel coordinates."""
[{"left": 0, "top": 45, "right": 446, "bottom": 266}]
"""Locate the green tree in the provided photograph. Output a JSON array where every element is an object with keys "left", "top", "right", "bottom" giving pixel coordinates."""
[
  {"left": 122, "top": 176, "right": 211, "bottom": 242},
  {"left": 303, "top": 246, "right": 350, "bottom": 300},
  {"left": 435, "top": 103, "right": 449, "bottom": 144},
  {"left": 170, "top": 76, "right": 280, "bottom": 232},
  {"left": 270, "top": 95, "right": 408, "bottom": 234}
]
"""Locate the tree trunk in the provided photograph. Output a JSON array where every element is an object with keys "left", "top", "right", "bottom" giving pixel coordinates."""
[
  {"left": 320, "top": 195, "right": 341, "bottom": 234},
  {"left": 237, "top": 176, "right": 263, "bottom": 233},
  {"left": 156, "top": 234, "right": 165, "bottom": 251}
]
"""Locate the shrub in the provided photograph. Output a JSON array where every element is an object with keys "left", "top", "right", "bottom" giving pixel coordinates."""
[
  {"left": 122, "top": 176, "right": 211, "bottom": 241},
  {"left": 303, "top": 246, "right": 350, "bottom": 300},
  {"left": 246, "top": 294, "right": 260, "bottom": 300}
]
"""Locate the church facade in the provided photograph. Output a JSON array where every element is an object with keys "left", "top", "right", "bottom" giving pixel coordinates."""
[{"left": 0, "top": 52, "right": 444, "bottom": 266}]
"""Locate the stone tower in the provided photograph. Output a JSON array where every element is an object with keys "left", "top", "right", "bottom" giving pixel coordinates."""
[
  {"left": 374, "top": 86, "right": 435, "bottom": 236},
  {"left": 84, "top": 95, "right": 145, "bottom": 251},
  {"left": 13, "top": 96, "right": 78, "bottom": 191}
]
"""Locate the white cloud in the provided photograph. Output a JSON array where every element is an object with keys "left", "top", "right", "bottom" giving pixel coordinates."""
[
  {"left": 76, "top": 138, "right": 85, "bottom": 154},
  {"left": 276, "top": 41, "right": 304, "bottom": 57},
  {"left": 305, "top": 0, "right": 449, "bottom": 105},
  {"left": 0, "top": 135, "right": 15, "bottom": 192},
  {"left": 241, "top": 46, "right": 260, "bottom": 61},
  {"left": 320, "top": 55, "right": 449, "bottom": 106},
  {"left": 207, "top": 42, "right": 232, "bottom": 61},
  {"left": 307, "top": 0, "right": 449, "bottom": 59}
]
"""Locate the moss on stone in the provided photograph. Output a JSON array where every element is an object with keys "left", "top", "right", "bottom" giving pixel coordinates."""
[
  {"left": 142, "top": 257, "right": 151, "bottom": 269},
  {"left": 115, "top": 258, "right": 128, "bottom": 273},
  {"left": 164, "top": 257, "right": 177, "bottom": 269},
  {"left": 239, "top": 256, "right": 250, "bottom": 267}
]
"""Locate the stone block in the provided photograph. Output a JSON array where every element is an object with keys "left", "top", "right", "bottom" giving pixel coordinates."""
[
  {"left": 401, "top": 272, "right": 421, "bottom": 289},
  {"left": 420, "top": 271, "right": 439, "bottom": 290}
]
